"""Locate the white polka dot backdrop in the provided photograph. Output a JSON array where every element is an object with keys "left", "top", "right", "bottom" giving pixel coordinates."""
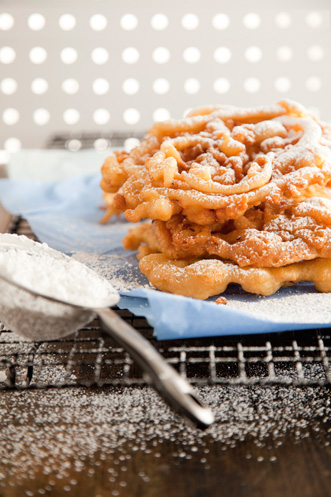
[
  {"left": 122, "top": 47, "right": 140, "bottom": 64},
  {"left": 153, "top": 79, "right": 170, "bottom": 95},
  {"left": 60, "top": 47, "right": 77, "bottom": 64},
  {"left": 91, "top": 47, "right": 109, "bottom": 65},
  {"left": 183, "top": 47, "right": 200, "bottom": 63},
  {"left": 181, "top": 14, "right": 199, "bottom": 30},
  {"left": 29, "top": 47, "right": 47, "bottom": 64},
  {"left": 58, "top": 14, "right": 76, "bottom": 31},
  {"left": 122, "top": 78, "right": 140, "bottom": 95},
  {"left": 153, "top": 108, "right": 170, "bottom": 122},
  {"left": 28, "top": 13, "right": 46, "bottom": 31},
  {"left": 92, "top": 79, "right": 109, "bottom": 95},
  {"left": 93, "top": 109, "right": 110, "bottom": 125},
  {"left": 153, "top": 47, "right": 170, "bottom": 64},
  {"left": 61, "top": 79, "right": 79, "bottom": 95},
  {"left": 243, "top": 13, "right": 261, "bottom": 29},
  {"left": 1, "top": 78, "right": 17, "bottom": 95},
  {"left": 31, "top": 78, "right": 48, "bottom": 95},
  {"left": 120, "top": 14, "right": 138, "bottom": 31},
  {"left": 63, "top": 109, "right": 80, "bottom": 125},
  {"left": 0, "top": 2, "right": 330, "bottom": 148},
  {"left": 90, "top": 14, "right": 108, "bottom": 31},
  {"left": 151, "top": 13, "right": 169, "bottom": 30},
  {"left": 0, "top": 13, "right": 14, "bottom": 31},
  {"left": 213, "top": 78, "right": 230, "bottom": 94},
  {"left": 33, "top": 108, "right": 50, "bottom": 126},
  {"left": 212, "top": 13, "right": 230, "bottom": 30}
]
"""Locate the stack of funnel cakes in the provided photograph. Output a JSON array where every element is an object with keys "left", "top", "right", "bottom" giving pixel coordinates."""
[{"left": 100, "top": 100, "right": 331, "bottom": 299}]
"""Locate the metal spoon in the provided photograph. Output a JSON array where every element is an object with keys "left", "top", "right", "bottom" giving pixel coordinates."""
[{"left": 0, "top": 248, "right": 214, "bottom": 430}]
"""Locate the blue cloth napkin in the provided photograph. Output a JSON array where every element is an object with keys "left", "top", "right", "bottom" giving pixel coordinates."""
[{"left": 1, "top": 172, "right": 331, "bottom": 340}]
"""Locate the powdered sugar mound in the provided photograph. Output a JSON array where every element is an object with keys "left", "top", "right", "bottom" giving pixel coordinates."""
[
  {"left": 0, "top": 234, "right": 119, "bottom": 340},
  {"left": 0, "top": 234, "right": 119, "bottom": 308}
]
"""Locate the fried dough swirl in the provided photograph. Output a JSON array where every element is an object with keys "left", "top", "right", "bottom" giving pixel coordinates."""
[{"left": 101, "top": 99, "right": 331, "bottom": 298}]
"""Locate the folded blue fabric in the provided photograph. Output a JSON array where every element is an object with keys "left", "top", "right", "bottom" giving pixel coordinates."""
[{"left": 1, "top": 172, "right": 330, "bottom": 340}]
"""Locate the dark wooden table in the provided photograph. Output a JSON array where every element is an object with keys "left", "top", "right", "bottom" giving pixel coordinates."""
[{"left": 0, "top": 383, "right": 331, "bottom": 497}]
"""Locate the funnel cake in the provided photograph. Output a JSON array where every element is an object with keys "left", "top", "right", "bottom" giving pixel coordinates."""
[{"left": 100, "top": 99, "right": 331, "bottom": 299}]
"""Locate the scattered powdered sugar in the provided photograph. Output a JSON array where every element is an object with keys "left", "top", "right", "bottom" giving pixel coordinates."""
[
  {"left": 0, "top": 385, "right": 330, "bottom": 493},
  {"left": 221, "top": 282, "right": 331, "bottom": 324},
  {"left": 71, "top": 251, "right": 150, "bottom": 293}
]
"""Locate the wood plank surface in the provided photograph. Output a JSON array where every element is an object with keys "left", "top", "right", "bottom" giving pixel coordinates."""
[{"left": 0, "top": 386, "right": 330, "bottom": 497}]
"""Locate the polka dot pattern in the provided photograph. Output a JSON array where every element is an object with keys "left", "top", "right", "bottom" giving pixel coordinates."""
[{"left": 0, "top": 9, "right": 329, "bottom": 147}]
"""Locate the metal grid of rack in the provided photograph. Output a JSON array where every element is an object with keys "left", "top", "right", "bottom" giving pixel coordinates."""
[{"left": 1, "top": 216, "right": 331, "bottom": 390}]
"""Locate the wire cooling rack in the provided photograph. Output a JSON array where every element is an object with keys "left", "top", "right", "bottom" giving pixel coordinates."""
[{"left": 1, "top": 216, "right": 331, "bottom": 390}]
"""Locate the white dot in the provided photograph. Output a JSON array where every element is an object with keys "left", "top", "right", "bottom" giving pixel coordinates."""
[
  {"left": 33, "top": 108, "right": 50, "bottom": 126},
  {"left": 66, "top": 139, "right": 82, "bottom": 152},
  {"left": 306, "top": 76, "right": 322, "bottom": 92},
  {"left": 245, "top": 46, "right": 262, "bottom": 63},
  {"left": 0, "top": 47, "right": 16, "bottom": 64},
  {"left": 63, "top": 109, "right": 80, "bottom": 125},
  {"left": 275, "top": 12, "right": 291, "bottom": 28},
  {"left": 243, "top": 13, "right": 261, "bottom": 29},
  {"left": 92, "top": 78, "right": 109, "bottom": 95},
  {"left": 90, "top": 14, "right": 108, "bottom": 31},
  {"left": 153, "top": 108, "right": 170, "bottom": 122},
  {"left": 152, "top": 47, "right": 170, "bottom": 64},
  {"left": 123, "top": 108, "right": 140, "bottom": 125},
  {"left": 31, "top": 78, "right": 48, "bottom": 95},
  {"left": 124, "top": 138, "right": 140, "bottom": 152},
  {"left": 61, "top": 79, "right": 79, "bottom": 95},
  {"left": 213, "top": 78, "right": 230, "bottom": 94},
  {"left": 212, "top": 13, "right": 230, "bottom": 30},
  {"left": 306, "top": 11, "right": 323, "bottom": 28},
  {"left": 151, "top": 13, "right": 168, "bottom": 30},
  {"left": 184, "top": 78, "right": 200, "bottom": 95},
  {"left": 60, "top": 47, "right": 77, "bottom": 64},
  {"left": 214, "top": 47, "right": 231, "bottom": 64},
  {"left": 122, "top": 78, "right": 140, "bottom": 95},
  {"left": 0, "top": 13, "right": 14, "bottom": 31},
  {"left": 183, "top": 47, "right": 200, "bottom": 64},
  {"left": 91, "top": 48, "right": 109, "bottom": 65},
  {"left": 120, "top": 14, "right": 138, "bottom": 31},
  {"left": 93, "top": 109, "right": 110, "bottom": 125},
  {"left": 29, "top": 47, "right": 47, "bottom": 64},
  {"left": 1, "top": 78, "right": 17, "bottom": 95},
  {"left": 28, "top": 13, "right": 45, "bottom": 31},
  {"left": 244, "top": 77, "right": 261, "bottom": 93},
  {"left": 3, "top": 108, "right": 19, "bottom": 125},
  {"left": 122, "top": 47, "right": 139, "bottom": 64},
  {"left": 58, "top": 14, "right": 76, "bottom": 31},
  {"left": 153, "top": 78, "right": 169, "bottom": 95},
  {"left": 276, "top": 46, "right": 293, "bottom": 62},
  {"left": 181, "top": 14, "right": 199, "bottom": 30},
  {"left": 94, "top": 138, "right": 110, "bottom": 151},
  {"left": 274, "top": 77, "right": 291, "bottom": 93},
  {"left": 4, "top": 137, "right": 21, "bottom": 153},
  {"left": 307, "top": 45, "right": 324, "bottom": 61}
]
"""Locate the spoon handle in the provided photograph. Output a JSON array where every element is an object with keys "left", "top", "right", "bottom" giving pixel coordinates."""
[{"left": 96, "top": 307, "right": 214, "bottom": 430}]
